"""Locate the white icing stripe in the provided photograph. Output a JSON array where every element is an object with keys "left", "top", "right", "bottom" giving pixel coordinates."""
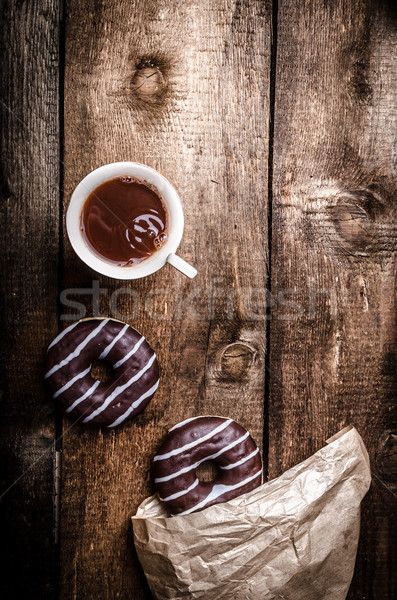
[
  {"left": 53, "top": 367, "right": 91, "bottom": 399},
  {"left": 113, "top": 336, "right": 145, "bottom": 369},
  {"left": 66, "top": 380, "right": 100, "bottom": 413},
  {"left": 160, "top": 478, "right": 199, "bottom": 503},
  {"left": 153, "top": 419, "right": 233, "bottom": 462},
  {"left": 83, "top": 353, "right": 157, "bottom": 423},
  {"left": 154, "top": 432, "right": 250, "bottom": 483},
  {"left": 107, "top": 379, "right": 160, "bottom": 428},
  {"left": 220, "top": 447, "right": 259, "bottom": 470},
  {"left": 48, "top": 322, "right": 78, "bottom": 350},
  {"left": 169, "top": 417, "right": 200, "bottom": 432},
  {"left": 45, "top": 319, "right": 109, "bottom": 378},
  {"left": 178, "top": 468, "right": 263, "bottom": 516},
  {"left": 98, "top": 324, "right": 129, "bottom": 360}
]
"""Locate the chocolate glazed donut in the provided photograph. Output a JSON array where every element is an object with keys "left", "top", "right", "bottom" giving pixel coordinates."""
[
  {"left": 45, "top": 318, "right": 159, "bottom": 427},
  {"left": 152, "top": 416, "right": 262, "bottom": 515}
]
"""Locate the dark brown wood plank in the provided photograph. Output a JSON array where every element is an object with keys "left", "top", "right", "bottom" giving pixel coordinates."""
[
  {"left": 61, "top": 1, "right": 271, "bottom": 598},
  {"left": 0, "top": 0, "right": 60, "bottom": 597},
  {"left": 269, "top": 1, "right": 397, "bottom": 598}
]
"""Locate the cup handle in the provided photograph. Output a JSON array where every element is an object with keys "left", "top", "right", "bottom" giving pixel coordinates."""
[{"left": 166, "top": 253, "right": 197, "bottom": 279}]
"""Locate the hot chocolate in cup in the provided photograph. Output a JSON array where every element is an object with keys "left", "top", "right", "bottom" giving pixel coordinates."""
[{"left": 66, "top": 162, "right": 197, "bottom": 280}]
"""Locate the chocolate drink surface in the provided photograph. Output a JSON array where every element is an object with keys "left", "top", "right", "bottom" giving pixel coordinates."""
[{"left": 81, "top": 176, "right": 168, "bottom": 265}]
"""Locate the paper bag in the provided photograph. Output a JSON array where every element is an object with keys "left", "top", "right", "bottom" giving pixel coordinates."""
[{"left": 132, "top": 426, "right": 371, "bottom": 600}]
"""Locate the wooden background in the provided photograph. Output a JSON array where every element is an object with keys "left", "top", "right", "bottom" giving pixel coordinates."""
[{"left": 0, "top": 0, "right": 396, "bottom": 598}]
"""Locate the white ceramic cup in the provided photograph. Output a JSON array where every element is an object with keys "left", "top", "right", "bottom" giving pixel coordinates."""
[{"left": 66, "top": 162, "right": 197, "bottom": 280}]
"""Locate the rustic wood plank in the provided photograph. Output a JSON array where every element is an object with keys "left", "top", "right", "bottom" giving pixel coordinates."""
[
  {"left": 61, "top": 1, "right": 271, "bottom": 598},
  {"left": 0, "top": 0, "right": 60, "bottom": 597},
  {"left": 269, "top": 1, "right": 397, "bottom": 598}
]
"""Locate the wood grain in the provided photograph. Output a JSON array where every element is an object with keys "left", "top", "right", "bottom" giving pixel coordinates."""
[
  {"left": 269, "top": 1, "right": 397, "bottom": 598},
  {"left": 3, "top": 1, "right": 394, "bottom": 596},
  {"left": 61, "top": 1, "right": 271, "bottom": 598},
  {"left": 0, "top": 0, "right": 60, "bottom": 596}
]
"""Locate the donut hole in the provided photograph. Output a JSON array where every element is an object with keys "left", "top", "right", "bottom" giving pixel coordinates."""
[
  {"left": 90, "top": 359, "right": 113, "bottom": 383},
  {"left": 196, "top": 460, "right": 221, "bottom": 483}
]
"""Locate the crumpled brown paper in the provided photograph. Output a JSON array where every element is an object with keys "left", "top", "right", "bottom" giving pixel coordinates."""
[{"left": 132, "top": 426, "right": 371, "bottom": 600}]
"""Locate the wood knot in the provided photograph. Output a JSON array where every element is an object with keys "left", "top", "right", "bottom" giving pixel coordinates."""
[
  {"left": 333, "top": 202, "right": 372, "bottom": 249},
  {"left": 217, "top": 342, "right": 257, "bottom": 382},
  {"left": 131, "top": 65, "right": 166, "bottom": 102},
  {"left": 375, "top": 431, "right": 397, "bottom": 484}
]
